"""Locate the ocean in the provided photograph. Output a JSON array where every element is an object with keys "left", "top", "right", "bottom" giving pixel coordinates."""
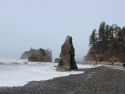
[{"left": 0, "top": 58, "right": 98, "bottom": 87}]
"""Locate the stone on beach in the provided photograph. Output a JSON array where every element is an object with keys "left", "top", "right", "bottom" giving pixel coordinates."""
[{"left": 56, "top": 36, "right": 78, "bottom": 71}]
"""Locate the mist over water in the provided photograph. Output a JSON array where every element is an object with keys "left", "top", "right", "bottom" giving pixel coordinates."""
[
  {"left": 75, "top": 58, "right": 84, "bottom": 61},
  {"left": 0, "top": 58, "right": 97, "bottom": 87}
]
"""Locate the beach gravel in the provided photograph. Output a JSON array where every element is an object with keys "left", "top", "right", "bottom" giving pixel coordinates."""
[{"left": 0, "top": 66, "right": 125, "bottom": 94}]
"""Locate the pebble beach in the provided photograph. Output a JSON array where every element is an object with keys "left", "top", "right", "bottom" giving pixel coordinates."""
[{"left": 0, "top": 66, "right": 125, "bottom": 94}]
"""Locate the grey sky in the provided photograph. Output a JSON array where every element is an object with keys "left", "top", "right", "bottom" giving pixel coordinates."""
[{"left": 0, "top": 0, "right": 125, "bottom": 59}]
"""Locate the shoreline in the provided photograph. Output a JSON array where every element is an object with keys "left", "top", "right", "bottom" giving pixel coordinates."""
[
  {"left": 77, "top": 62, "right": 125, "bottom": 71},
  {"left": 76, "top": 60, "right": 125, "bottom": 65},
  {"left": 76, "top": 61, "right": 125, "bottom": 70},
  {"left": 0, "top": 66, "right": 125, "bottom": 94}
]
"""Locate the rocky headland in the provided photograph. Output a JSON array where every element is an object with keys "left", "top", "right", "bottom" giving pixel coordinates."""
[{"left": 85, "top": 22, "right": 125, "bottom": 64}]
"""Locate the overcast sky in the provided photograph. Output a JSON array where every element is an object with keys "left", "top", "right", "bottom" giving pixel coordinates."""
[{"left": 0, "top": 0, "right": 125, "bottom": 59}]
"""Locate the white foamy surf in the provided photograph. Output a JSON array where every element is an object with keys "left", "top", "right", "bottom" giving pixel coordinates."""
[{"left": 0, "top": 58, "right": 98, "bottom": 87}]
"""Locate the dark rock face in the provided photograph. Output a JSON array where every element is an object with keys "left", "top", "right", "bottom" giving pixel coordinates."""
[
  {"left": 56, "top": 36, "right": 78, "bottom": 71},
  {"left": 54, "top": 58, "right": 60, "bottom": 63},
  {"left": 123, "top": 64, "right": 125, "bottom": 69},
  {"left": 20, "top": 48, "right": 52, "bottom": 60},
  {"left": 28, "top": 48, "right": 52, "bottom": 62}
]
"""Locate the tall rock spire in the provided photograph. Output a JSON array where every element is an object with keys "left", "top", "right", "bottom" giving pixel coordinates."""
[{"left": 56, "top": 36, "right": 78, "bottom": 71}]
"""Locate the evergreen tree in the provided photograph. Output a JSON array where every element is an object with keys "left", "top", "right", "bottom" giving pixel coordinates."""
[
  {"left": 109, "top": 26, "right": 113, "bottom": 43},
  {"left": 122, "top": 27, "right": 125, "bottom": 35},
  {"left": 89, "top": 29, "right": 96, "bottom": 46},
  {"left": 111, "top": 38, "right": 119, "bottom": 52},
  {"left": 118, "top": 27, "right": 122, "bottom": 37},
  {"left": 122, "top": 45, "right": 125, "bottom": 53},
  {"left": 89, "top": 34, "right": 93, "bottom": 46},
  {"left": 113, "top": 24, "right": 119, "bottom": 38},
  {"left": 105, "top": 25, "right": 110, "bottom": 42},
  {"left": 98, "top": 22, "right": 106, "bottom": 42}
]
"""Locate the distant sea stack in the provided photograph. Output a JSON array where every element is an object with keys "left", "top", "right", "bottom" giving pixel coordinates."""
[
  {"left": 54, "top": 58, "right": 60, "bottom": 63},
  {"left": 28, "top": 48, "right": 52, "bottom": 62},
  {"left": 20, "top": 47, "right": 52, "bottom": 61},
  {"left": 56, "top": 36, "right": 78, "bottom": 71}
]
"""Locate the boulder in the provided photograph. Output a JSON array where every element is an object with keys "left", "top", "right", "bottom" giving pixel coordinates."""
[
  {"left": 56, "top": 36, "right": 78, "bottom": 71},
  {"left": 28, "top": 48, "right": 52, "bottom": 62},
  {"left": 54, "top": 58, "right": 60, "bottom": 63}
]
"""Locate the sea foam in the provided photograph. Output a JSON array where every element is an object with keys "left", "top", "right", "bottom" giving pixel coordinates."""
[{"left": 0, "top": 58, "right": 98, "bottom": 87}]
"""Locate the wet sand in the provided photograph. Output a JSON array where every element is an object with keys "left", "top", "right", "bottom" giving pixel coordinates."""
[{"left": 101, "top": 64, "right": 125, "bottom": 71}]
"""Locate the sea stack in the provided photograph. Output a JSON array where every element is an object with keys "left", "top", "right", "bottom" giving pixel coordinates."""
[
  {"left": 56, "top": 36, "right": 78, "bottom": 71},
  {"left": 28, "top": 48, "right": 52, "bottom": 62},
  {"left": 54, "top": 58, "right": 60, "bottom": 63}
]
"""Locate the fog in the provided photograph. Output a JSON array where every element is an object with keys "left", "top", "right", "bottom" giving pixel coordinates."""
[{"left": 0, "top": 0, "right": 125, "bottom": 60}]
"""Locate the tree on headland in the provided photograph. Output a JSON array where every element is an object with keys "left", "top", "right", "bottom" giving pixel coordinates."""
[
  {"left": 98, "top": 22, "right": 106, "bottom": 42},
  {"left": 122, "top": 27, "right": 125, "bottom": 35},
  {"left": 85, "top": 21, "right": 125, "bottom": 63},
  {"left": 89, "top": 29, "right": 96, "bottom": 46},
  {"left": 117, "top": 27, "right": 122, "bottom": 37},
  {"left": 105, "top": 25, "right": 110, "bottom": 42},
  {"left": 122, "top": 45, "right": 125, "bottom": 53},
  {"left": 111, "top": 38, "right": 119, "bottom": 52}
]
